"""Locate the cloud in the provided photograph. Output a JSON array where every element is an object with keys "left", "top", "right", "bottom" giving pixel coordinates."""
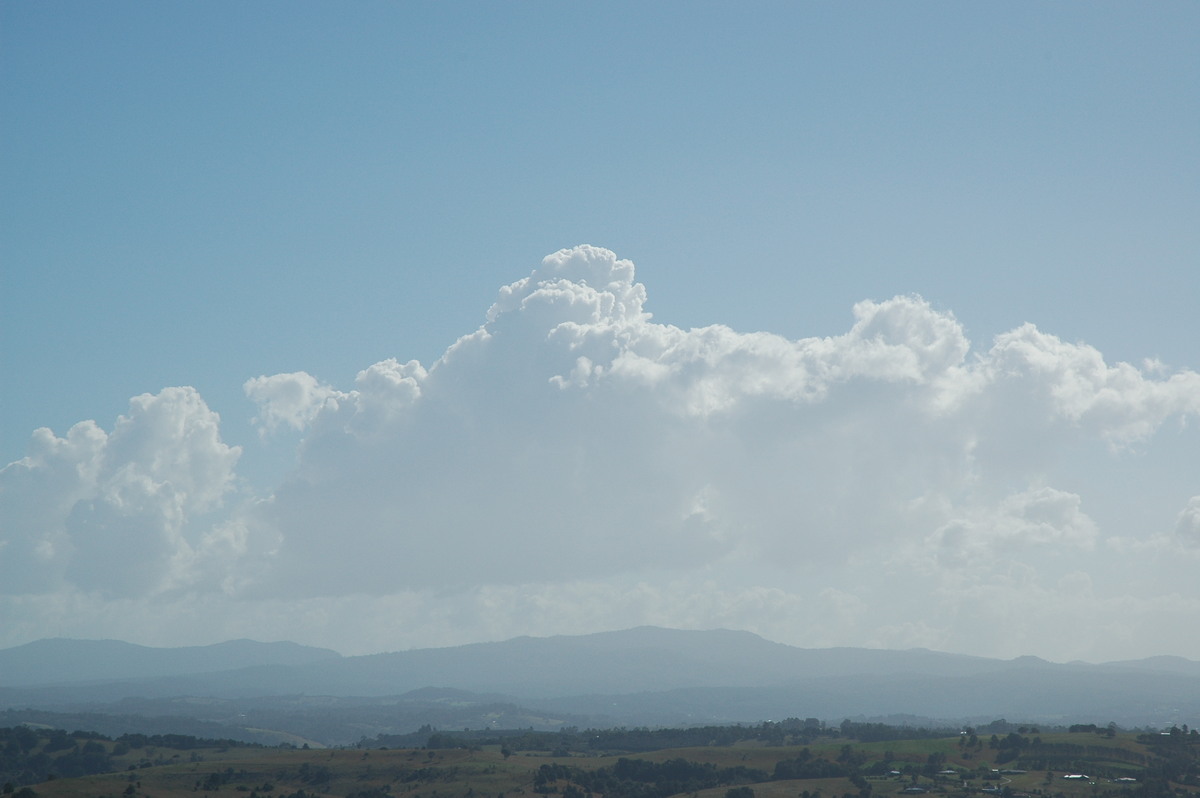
[
  {"left": 0, "top": 387, "right": 241, "bottom": 598},
  {"left": 245, "top": 372, "right": 345, "bottom": 434},
  {"left": 983, "top": 324, "right": 1200, "bottom": 447},
  {"left": 2, "top": 246, "right": 1199, "bottom": 660},
  {"left": 1179, "top": 496, "right": 1200, "bottom": 547},
  {"left": 929, "top": 486, "right": 1099, "bottom": 568}
]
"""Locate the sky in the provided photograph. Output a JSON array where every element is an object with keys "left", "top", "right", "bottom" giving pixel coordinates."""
[{"left": 1, "top": 2, "right": 1198, "bottom": 663}]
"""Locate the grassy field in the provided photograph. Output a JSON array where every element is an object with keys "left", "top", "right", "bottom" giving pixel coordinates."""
[{"left": 21, "top": 731, "right": 1200, "bottom": 798}]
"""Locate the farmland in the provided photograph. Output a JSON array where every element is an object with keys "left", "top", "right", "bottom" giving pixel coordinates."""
[{"left": 7, "top": 723, "right": 1199, "bottom": 798}]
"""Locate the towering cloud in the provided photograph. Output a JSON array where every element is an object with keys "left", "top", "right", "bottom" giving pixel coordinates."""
[{"left": 2, "top": 247, "right": 1198, "bottom": 659}]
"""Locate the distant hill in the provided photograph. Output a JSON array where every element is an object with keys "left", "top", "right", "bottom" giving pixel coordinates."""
[
  {"left": 0, "top": 637, "right": 341, "bottom": 687},
  {"left": 1, "top": 627, "right": 1198, "bottom": 742},
  {"left": 146, "top": 626, "right": 1017, "bottom": 698},
  {"left": 0, "top": 627, "right": 990, "bottom": 695}
]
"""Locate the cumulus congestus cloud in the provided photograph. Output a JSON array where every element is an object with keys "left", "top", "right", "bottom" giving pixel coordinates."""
[{"left": 3, "top": 246, "right": 1198, "bottom": 659}]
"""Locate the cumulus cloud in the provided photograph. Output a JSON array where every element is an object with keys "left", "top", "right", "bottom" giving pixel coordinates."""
[
  {"left": 929, "top": 486, "right": 1099, "bottom": 568},
  {"left": 0, "top": 387, "right": 241, "bottom": 598},
  {"left": 983, "top": 324, "right": 1200, "bottom": 447},
  {"left": 2, "top": 246, "right": 1199, "bottom": 660},
  {"left": 245, "top": 372, "right": 345, "bottom": 434},
  {"left": 1178, "top": 497, "right": 1200, "bottom": 547}
]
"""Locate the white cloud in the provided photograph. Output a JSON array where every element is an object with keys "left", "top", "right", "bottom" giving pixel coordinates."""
[
  {"left": 1178, "top": 496, "right": 1200, "bottom": 547},
  {"left": 2, "top": 247, "right": 1199, "bottom": 661},
  {"left": 245, "top": 371, "right": 345, "bottom": 434},
  {"left": 0, "top": 387, "right": 241, "bottom": 598},
  {"left": 929, "top": 486, "right": 1099, "bottom": 568},
  {"left": 983, "top": 324, "right": 1200, "bottom": 447}
]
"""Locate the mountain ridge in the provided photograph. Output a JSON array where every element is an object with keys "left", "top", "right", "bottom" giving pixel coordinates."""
[
  {"left": 0, "top": 637, "right": 342, "bottom": 687},
  {"left": 4, "top": 627, "right": 1198, "bottom": 691},
  {"left": 2, "top": 627, "right": 1198, "bottom": 735}
]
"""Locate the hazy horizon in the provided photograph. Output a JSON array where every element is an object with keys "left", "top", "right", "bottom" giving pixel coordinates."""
[
  {"left": 4, "top": 623, "right": 1198, "bottom": 668},
  {"left": 3, "top": 3, "right": 1198, "bottom": 663}
]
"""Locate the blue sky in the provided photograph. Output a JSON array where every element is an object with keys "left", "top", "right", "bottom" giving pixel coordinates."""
[{"left": 2, "top": 2, "right": 1198, "bottom": 660}]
